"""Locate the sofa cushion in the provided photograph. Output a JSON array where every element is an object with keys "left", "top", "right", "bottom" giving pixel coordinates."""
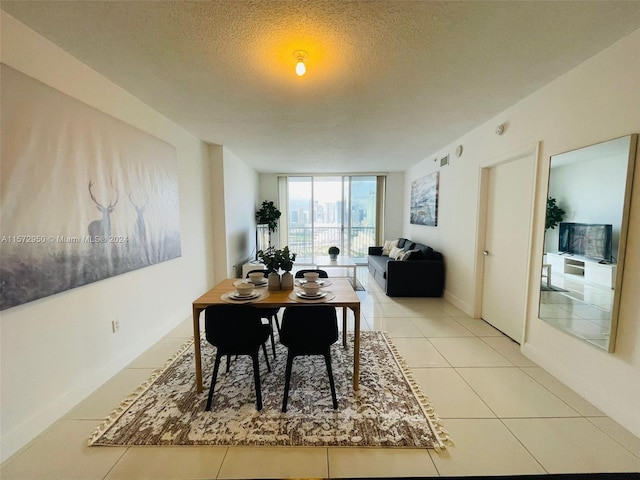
[
  {"left": 368, "top": 253, "right": 388, "bottom": 272},
  {"left": 381, "top": 239, "right": 398, "bottom": 256},
  {"left": 414, "top": 243, "right": 434, "bottom": 260},
  {"left": 389, "top": 246, "right": 404, "bottom": 260}
]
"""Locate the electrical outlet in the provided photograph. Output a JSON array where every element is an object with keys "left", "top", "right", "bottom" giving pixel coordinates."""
[{"left": 111, "top": 319, "right": 120, "bottom": 333}]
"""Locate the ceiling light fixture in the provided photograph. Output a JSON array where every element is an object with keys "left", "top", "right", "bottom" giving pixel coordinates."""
[{"left": 294, "top": 50, "right": 308, "bottom": 77}]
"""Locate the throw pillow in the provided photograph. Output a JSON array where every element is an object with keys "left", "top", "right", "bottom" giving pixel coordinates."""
[
  {"left": 401, "top": 248, "right": 422, "bottom": 261},
  {"left": 389, "top": 246, "right": 404, "bottom": 260},
  {"left": 381, "top": 239, "right": 398, "bottom": 256}
]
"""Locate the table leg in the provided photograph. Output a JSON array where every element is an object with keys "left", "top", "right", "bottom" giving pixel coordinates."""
[
  {"left": 342, "top": 307, "right": 348, "bottom": 348},
  {"left": 352, "top": 304, "right": 361, "bottom": 390},
  {"left": 193, "top": 305, "right": 204, "bottom": 393}
]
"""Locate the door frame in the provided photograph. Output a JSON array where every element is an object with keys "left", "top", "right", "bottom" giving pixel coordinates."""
[{"left": 472, "top": 142, "right": 541, "bottom": 343}]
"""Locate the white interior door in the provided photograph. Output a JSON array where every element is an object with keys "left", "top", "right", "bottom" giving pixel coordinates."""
[{"left": 481, "top": 154, "right": 535, "bottom": 342}]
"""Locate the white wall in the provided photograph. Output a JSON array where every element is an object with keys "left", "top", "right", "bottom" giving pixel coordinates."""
[
  {"left": 222, "top": 147, "right": 260, "bottom": 277},
  {"left": 0, "top": 13, "right": 215, "bottom": 460},
  {"left": 208, "top": 145, "right": 229, "bottom": 283},
  {"left": 404, "top": 29, "right": 640, "bottom": 436}
]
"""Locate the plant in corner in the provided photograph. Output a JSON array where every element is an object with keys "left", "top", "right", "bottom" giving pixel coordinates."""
[
  {"left": 328, "top": 245, "right": 340, "bottom": 260},
  {"left": 545, "top": 197, "right": 565, "bottom": 232},
  {"left": 545, "top": 196, "right": 565, "bottom": 252},
  {"left": 255, "top": 200, "right": 281, "bottom": 248}
]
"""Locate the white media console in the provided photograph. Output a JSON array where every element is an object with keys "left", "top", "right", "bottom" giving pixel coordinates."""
[{"left": 545, "top": 252, "right": 617, "bottom": 289}]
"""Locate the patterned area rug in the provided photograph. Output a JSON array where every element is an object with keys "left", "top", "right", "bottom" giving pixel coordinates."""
[{"left": 89, "top": 331, "right": 450, "bottom": 449}]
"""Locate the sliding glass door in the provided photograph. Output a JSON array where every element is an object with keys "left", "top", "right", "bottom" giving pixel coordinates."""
[{"left": 286, "top": 175, "right": 379, "bottom": 262}]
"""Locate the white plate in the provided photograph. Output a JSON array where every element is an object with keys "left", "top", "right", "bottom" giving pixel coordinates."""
[
  {"left": 296, "top": 290, "right": 326, "bottom": 299},
  {"left": 248, "top": 279, "right": 267, "bottom": 285},
  {"left": 229, "top": 291, "right": 260, "bottom": 300}
]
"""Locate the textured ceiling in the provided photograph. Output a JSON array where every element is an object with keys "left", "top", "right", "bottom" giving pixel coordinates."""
[{"left": 3, "top": 1, "right": 640, "bottom": 173}]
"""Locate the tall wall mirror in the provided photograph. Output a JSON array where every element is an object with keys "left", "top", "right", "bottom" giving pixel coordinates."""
[{"left": 539, "top": 134, "right": 637, "bottom": 352}]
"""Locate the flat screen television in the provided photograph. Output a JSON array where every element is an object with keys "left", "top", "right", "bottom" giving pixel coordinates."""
[{"left": 558, "top": 222, "right": 612, "bottom": 261}]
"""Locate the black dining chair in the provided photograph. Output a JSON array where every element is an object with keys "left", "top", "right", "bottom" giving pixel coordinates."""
[
  {"left": 280, "top": 305, "right": 339, "bottom": 412},
  {"left": 294, "top": 269, "right": 347, "bottom": 346},
  {"left": 294, "top": 268, "right": 329, "bottom": 279},
  {"left": 246, "top": 269, "right": 280, "bottom": 358},
  {"left": 204, "top": 304, "right": 271, "bottom": 411}
]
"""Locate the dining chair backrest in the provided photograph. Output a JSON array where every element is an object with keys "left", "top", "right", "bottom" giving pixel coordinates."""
[
  {"left": 294, "top": 269, "right": 329, "bottom": 279},
  {"left": 280, "top": 305, "right": 339, "bottom": 411},
  {"left": 204, "top": 304, "right": 271, "bottom": 411},
  {"left": 280, "top": 305, "right": 338, "bottom": 352},
  {"left": 205, "top": 304, "right": 269, "bottom": 352},
  {"left": 246, "top": 269, "right": 268, "bottom": 278}
]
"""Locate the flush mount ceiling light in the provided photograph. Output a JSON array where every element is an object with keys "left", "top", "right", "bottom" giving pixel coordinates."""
[{"left": 293, "top": 50, "right": 308, "bottom": 77}]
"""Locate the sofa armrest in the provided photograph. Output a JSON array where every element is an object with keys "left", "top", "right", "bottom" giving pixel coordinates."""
[
  {"left": 368, "top": 246, "right": 383, "bottom": 256},
  {"left": 385, "top": 260, "right": 444, "bottom": 297}
]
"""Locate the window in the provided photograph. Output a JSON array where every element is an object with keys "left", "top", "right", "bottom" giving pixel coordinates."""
[{"left": 281, "top": 175, "right": 384, "bottom": 262}]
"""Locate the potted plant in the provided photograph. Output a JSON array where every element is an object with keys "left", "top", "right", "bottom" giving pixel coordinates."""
[
  {"left": 545, "top": 196, "right": 565, "bottom": 253},
  {"left": 328, "top": 245, "right": 340, "bottom": 260},
  {"left": 255, "top": 200, "right": 281, "bottom": 248},
  {"left": 279, "top": 246, "right": 297, "bottom": 290},
  {"left": 257, "top": 247, "right": 281, "bottom": 290},
  {"left": 545, "top": 197, "right": 565, "bottom": 232}
]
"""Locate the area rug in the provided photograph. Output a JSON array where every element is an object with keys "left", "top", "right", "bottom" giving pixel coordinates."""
[{"left": 88, "top": 331, "right": 450, "bottom": 450}]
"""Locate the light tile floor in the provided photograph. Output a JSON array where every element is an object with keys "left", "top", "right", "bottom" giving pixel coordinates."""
[
  {"left": 539, "top": 272, "right": 614, "bottom": 349},
  {"left": 2, "top": 268, "right": 640, "bottom": 479}
]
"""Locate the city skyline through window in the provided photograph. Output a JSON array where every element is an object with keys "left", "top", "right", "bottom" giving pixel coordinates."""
[{"left": 287, "top": 176, "right": 377, "bottom": 261}]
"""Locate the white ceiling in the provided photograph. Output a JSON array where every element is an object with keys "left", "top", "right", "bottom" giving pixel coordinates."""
[{"left": 3, "top": 1, "right": 640, "bottom": 174}]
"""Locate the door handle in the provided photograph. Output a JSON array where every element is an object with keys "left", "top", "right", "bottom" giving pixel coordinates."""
[{"left": 483, "top": 250, "right": 489, "bottom": 256}]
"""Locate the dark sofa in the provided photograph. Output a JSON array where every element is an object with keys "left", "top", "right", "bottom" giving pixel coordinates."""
[{"left": 367, "top": 237, "right": 444, "bottom": 297}]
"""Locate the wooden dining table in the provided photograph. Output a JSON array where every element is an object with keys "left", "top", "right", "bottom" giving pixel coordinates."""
[{"left": 191, "top": 277, "right": 362, "bottom": 392}]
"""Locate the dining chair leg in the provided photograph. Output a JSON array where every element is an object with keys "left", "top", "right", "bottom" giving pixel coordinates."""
[
  {"left": 251, "top": 352, "right": 263, "bottom": 411},
  {"left": 261, "top": 343, "right": 271, "bottom": 372},
  {"left": 282, "top": 353, "right": 295, "bottom": 412},
  {"left": 206, "top": 352, "right": 223, "bottom": 411},
  {"left": 226, "top": 354, "right": 231, "bottom": 373},
  {"left": 269, "top": 327, "right": 277, "bottom": 359},
  {"left": 272, "top": 312, "right": 281, "bottom": 336},
  {"left": 324, "top": 350, "right": 338, "bottom": 409}
]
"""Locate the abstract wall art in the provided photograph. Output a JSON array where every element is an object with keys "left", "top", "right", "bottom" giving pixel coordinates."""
[{"left": 410, "top": 172, "right": 439, "bottom": 226}]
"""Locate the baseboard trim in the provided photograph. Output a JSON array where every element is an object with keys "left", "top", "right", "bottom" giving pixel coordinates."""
[
  {"left": 1, "top": 344, "right": 139, "bottom": 462},
  {"left": 0, "top": 312, "right": 190, "bottom": 463},
  {"left": 443, "top": 289, "right": 474, "bottom": 317},
  {"left": 521, "top": 341, "right": 640, "bottom": 438}
]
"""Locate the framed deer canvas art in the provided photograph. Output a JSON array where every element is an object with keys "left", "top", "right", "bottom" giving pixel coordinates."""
[{"left": 0, "top": 65, "right": 181, "bottom": 310}]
